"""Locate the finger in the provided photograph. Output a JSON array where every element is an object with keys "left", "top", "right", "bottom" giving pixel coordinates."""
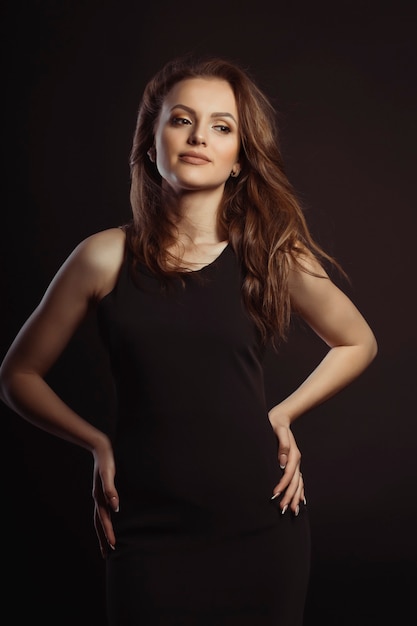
[
  {"left": 290, "top": 472, "right": 304, "bottom": 514},
  {"left": 93, "top": 477, "right": 119, "bottom": 507},
  {"left": 301, "top": 479, "right": 307, "bottom": 505},
  {"left": 273, "top": 465, "right": 300, "bottom": 510},
  {"left": 97, "top": 502, "right": 117, "bottom": 550},
  {"left": 280, "top": 469, "right": 305, "bottom": 514},
  {"left": 277, "top": 430, "right": 290, "bottom": 470},
  {"left": 107, "top": 493, "right": 120, "bottom": 513},
  {"left": 271, "top": 448, "right": 300, "bottom": 498},
  {"left": 92, "top": 475, "right": 119, "bottom": 514},
  {"left": 94, "top": 507, "right": 111, "bottom": 558},
  {"left": 279, "top": 453, "right": 288, "bottom": 470}
]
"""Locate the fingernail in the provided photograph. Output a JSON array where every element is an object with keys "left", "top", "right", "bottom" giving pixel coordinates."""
[
  {"left": 271, "top": 492, "right": 280, "bottom": 500},
  {"left": 279, "top": 464, "right": 286, "bottom": 470},
  {"left": 108, "top": 543, "right": 115, "bottom": 551},
  {"left": 281, "top": 504, "right": 288, "bottom": 515},
  {"left": 303, "top": 497, "right": 307, "bottom": 505},
  {"left": 295, "top": 505, "right": 300, "bottom": 516}
]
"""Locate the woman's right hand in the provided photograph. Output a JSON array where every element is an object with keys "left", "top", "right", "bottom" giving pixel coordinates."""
[
  {"left": 0, "top": 229, "right": 127, "bottom": 557},
  {"left": 92, "top": 439, "right": 119, "bottom": 558}
]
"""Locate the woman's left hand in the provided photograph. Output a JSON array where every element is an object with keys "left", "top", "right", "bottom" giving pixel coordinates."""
[{"left": 269, "top": 417, "right": 305, "bottom": 515}]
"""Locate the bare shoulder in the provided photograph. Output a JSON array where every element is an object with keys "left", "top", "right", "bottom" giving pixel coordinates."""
[
  {"left": 286, "top": 245, "right": 346, "bottom": 319},
  {"left": 76, "top": 227, "right": 126, "bottom": 261},
  {"left": 58, "top": 227, "right": 127, "bottom": 302},
  {"left": 287, "top": 245, "right": 328, "bottom": 287}
]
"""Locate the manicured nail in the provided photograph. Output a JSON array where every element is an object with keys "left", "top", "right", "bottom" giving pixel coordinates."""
[
  {"left": 271, "top": 492, "right": 280, "bottom": 500},
  {"left": 303, "top": 497, "right": 307, "bottom": 505},
  {"left": 281, "top": 504, "right": 288, "bottom": 514},
  {"left": 295, "top": 505, "right": 300, "bottom": 516},
  {"left": 279, "top": 464, "right": 286, "bottom": 470}
]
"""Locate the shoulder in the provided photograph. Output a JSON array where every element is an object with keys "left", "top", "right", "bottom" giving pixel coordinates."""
[
  {"left": 287, "top": 245, "right": 328, "bottom": 284},
  {"left": 74, "top": 227, "right": 126, "bottom": 260},
  {"left": 59, "top": 227, "right": 127, "bottom": 302},
  {"left": 286, "top": 245, "right": 332, "bottom": 309}
]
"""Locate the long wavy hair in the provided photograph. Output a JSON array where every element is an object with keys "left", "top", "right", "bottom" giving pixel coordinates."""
[{"left": 125, "top": 54, "right": 344, "bottom": 345}]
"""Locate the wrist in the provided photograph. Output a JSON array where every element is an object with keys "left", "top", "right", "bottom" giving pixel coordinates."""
[
  {"left": 87, "top": 429, "right": 111, "bottom": 455},
  {"left": 268, "top": 407, "right": 291, "bottom": 430}
]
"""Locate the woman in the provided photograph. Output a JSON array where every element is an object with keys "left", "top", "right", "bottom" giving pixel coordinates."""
[{"left": 0, "top": 56, "right": 377, "bottom": 625}]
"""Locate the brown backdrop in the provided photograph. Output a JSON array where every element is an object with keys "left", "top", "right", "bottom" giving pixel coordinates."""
[{"left": 2, "top": 1, "right": 416, "bottom": 624}]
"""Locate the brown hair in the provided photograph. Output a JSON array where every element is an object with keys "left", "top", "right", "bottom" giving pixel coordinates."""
[{"left": 126, "top": 54, "right": 344, "bottom": 345}]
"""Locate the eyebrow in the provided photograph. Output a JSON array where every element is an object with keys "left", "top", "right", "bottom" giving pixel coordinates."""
[{"left": 170, "top": 104, "right": 238, "bottom": 124}]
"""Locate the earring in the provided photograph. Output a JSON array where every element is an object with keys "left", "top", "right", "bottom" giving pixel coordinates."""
[{"left": 147, "top": 147, "right": 156, "bottom": 162}]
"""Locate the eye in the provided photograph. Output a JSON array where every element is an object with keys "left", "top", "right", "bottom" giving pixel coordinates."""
[
  {"left": 170, "top": 116, "right": 192, "bottom": 126},
  {"left": 213, "top": 124, "right": 231, "bottom": 133}
]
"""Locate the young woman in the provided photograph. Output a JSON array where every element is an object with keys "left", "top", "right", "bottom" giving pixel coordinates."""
[{"left": 0, "top": 56, "right": 377, "bottom": 625}]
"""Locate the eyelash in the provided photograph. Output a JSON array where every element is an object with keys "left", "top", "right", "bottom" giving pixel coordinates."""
[
  {"left": 214, "top": 125, "right": 231, "bottom": 134},
  {"left": 171, "top": 117, "right": 192, "bottom": 126},
  {"left": 170, "top": 117, "right": 231, "bottom": 133}
]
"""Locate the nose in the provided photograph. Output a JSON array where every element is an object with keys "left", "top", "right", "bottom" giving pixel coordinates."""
[{"left": 187, "top": 124, "right": 206, "bottom": 146}]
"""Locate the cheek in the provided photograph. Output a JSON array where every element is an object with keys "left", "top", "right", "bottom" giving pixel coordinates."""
[
  {"left": 155, "top": 124, "right": 175, "bottom": 152},
  {"left": 155, "top": 132, "right": 168, "bottom": 156},
  {"left": 223, "top": 136, "right": 240, "bottom": 159},
  {"left": 155, "top": 135, "right": 175, "bottom": 170},
  {"left": 221, "top": 143, "right": 240, "bottom": 166}
]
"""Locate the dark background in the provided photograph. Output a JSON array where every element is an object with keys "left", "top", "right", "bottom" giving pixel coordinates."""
[{"left": 1, "top": 1, "right": 416, "bottom": 624}]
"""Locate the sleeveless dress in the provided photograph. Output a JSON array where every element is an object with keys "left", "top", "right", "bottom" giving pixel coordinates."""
[{"left": 97, "top": 243, "right": 311, "bottom": 626}]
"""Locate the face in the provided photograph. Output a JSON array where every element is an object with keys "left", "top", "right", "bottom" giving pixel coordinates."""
[{"left": 152, "top": 78, "right": 241, "bottom": 193}]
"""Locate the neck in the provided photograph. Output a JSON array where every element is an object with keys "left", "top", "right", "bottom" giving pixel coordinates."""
[{"left": 170, "top": 188, "right": 225, "bottom": 244}]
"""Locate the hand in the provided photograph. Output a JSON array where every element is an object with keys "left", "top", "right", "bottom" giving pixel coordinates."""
[
  {"left": 92, "top": 438, "right": 119, "bottom": 558},
  {"left": 269, "top": 416, "right": 306, "bottom": 516}
]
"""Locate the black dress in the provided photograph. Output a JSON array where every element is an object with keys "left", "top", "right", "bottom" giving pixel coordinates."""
[{"left": 97, "top": 243, "right": 310, "bottom": 626}]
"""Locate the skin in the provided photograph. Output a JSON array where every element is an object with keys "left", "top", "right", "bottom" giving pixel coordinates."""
[{"left": 0, "top": 78, "right": 377, "bottom": 557}]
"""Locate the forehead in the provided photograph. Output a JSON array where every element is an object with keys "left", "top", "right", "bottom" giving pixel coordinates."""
[{"left": 162, "top": 78, "right": 238, "bottom": 117}]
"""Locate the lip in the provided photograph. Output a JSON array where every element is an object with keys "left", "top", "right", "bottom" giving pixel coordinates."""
[{"left": 179, "top": 151, "right": 211, "bottom": 165}]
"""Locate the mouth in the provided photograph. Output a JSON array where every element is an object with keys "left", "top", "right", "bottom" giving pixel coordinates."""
[{"left": 179, "top": 151, "right": 211, "bottom": 165}]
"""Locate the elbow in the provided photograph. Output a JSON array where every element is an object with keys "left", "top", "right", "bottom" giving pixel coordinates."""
[
  {"left": 0, "top": 362, "right": 12, "bottom": 404},
  {"left": 0, "top": 359, "right": 22, "bottom": 406},
  {"left": 367, "top": 332, "right": 378, "bottom": 365}
]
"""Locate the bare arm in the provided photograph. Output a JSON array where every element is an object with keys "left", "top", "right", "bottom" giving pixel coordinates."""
[
  {"left": 270, "top": 252, "right": 378, "bottom": 512},
  {"left": 0, "top": 228, "right": 125, "bottom": 444},
  {"left": 0, "top": 227, "right": 126, "bottom": 554}
]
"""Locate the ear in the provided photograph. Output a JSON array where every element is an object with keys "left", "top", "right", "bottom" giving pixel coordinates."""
[
  {"left": 230, "top": 163, "right": 241, "bottom": 178},
  {"left": 147, "top": 146, "right": 156, "bottom": 162}
]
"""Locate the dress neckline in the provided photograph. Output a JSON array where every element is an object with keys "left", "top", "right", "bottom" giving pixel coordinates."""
[{"left": 180, "top": 241, "right": 230, "bottom": 274}]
